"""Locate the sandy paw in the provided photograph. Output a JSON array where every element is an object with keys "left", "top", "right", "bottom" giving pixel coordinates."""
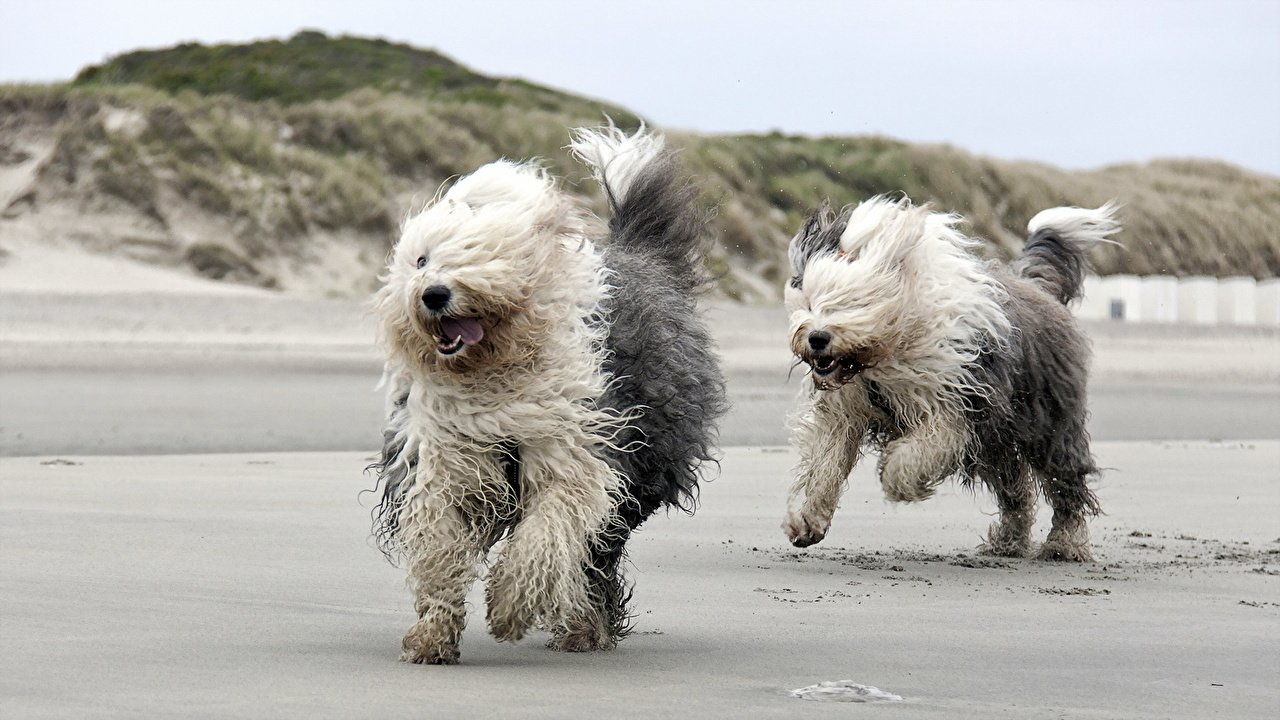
[
  {"left": 783, "top": 510, "right": 828, "bottom": 548},
  {"left": 979, "top": 521, "right": 1034, "bottom": 558},
  {"left": 1039, "top": 520, "right": 1094, "bottom": 562},
  {"left": 1037, "top": 537, "right": 1094, "bottom": 562},
  {"left": 879, "top": 472, "right": 937, "bottom": 504},
  {"left": 546, "top": 624, "right": 615, "bottom": 653},
  {"left": 401, "top": 624, "right": 460, "bottom": 665}
]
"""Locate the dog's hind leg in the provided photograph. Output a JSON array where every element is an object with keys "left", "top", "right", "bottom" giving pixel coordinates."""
[
  {"left": 1036, "top": 467, "right": 1099, "bottom": 562},
  {"left": 784, "top": 388, "right": 871, "bottom": 548},
  {"left": 1035, "top": 431, "right": 1100, "bottom": 562},
  {"left": 485, "top": 437, "right": 617, "bottom": 642},
  {"left": 399, "top": 502, "right": 484, "bottom": 665},
  {"left": 979, "top": 461, "right": 1037, "bottom": 557}
]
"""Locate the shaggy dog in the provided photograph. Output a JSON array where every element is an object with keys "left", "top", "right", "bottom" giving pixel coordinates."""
[
  {"left": 369, "top": 127, "right": 726, "bottom": 664},
  {"left": 781, "top": 197, "right": 1119, "bottom": 561}
]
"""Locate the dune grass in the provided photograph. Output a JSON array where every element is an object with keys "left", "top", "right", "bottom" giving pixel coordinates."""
[{"left": 1, "top": 33, "right": 1274, "bottom": 299}]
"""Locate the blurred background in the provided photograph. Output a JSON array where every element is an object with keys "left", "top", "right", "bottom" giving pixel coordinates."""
[{"left": 0, "top": 0, "right": 1277, "bottom": 456}]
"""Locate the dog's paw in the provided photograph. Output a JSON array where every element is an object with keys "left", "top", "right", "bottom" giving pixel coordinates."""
[
  {"left": 546, "top": 621, "right": 615, "bottom": 653},
  {"left": 400, "top": 646, "right": 460, "bottom": 665},
  {"left": 1038, "top": 518, "right": 1093, "bottom": 562},
  {"left": 485, "top": 586, "right": 534, "bottom": 643},
  {"left": 783, "top": 510, "right": 828, "bottom": 548},
  {"left": 401, "top": 622, "right": 461, "bottom": 665},
  {"left": 880, "top": 478, "right": 935, "bottom": 503},
  {"left": 1036, "top": 537, "right": 1094, "bottom": 562},
  {"left": 485, "top": 571, "right": 540, "bottom": 642},
  {"left": 978, "top": 521, "right": 1034, "bottom": 558},
  {"left": 880, "top": 479, "right": 931, "bottom": 502},
  {"left": 487, "top": 613, "right": 532, "bottom": 643},
  {"left": 485, "top": 559, "right": 566, "bottom": 642}
]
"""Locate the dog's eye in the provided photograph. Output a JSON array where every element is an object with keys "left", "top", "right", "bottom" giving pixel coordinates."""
[{"left": 415, "top": 256, "right": 428, "bottom": 269}]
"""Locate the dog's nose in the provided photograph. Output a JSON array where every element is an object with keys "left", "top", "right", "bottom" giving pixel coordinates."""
[
  {"left": 421, "top": 285, "right": 451, "bottom": 311},
  {"left": 808, "top": 330, "right": 832, "bottom": 352}
]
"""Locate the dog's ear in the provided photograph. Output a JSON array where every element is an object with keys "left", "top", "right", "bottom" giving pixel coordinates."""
[
  {"left": 799, "top": 202, "right": 832, "bottom": 243},
  {"left": 788, "top": 202, "right": 850, "bottom": 288}
]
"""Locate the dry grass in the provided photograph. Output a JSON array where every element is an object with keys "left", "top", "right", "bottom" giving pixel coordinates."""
[
  {"left": 1, "top": 82, "right": 1275, "bottom": 300},
  {"left": 679, "top": 133, "right": 1280, "bottom": 296}
]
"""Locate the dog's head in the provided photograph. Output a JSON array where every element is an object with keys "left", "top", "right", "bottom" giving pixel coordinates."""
[
  {"left": 375, "top": 160, "right": 594, "bottom": 374},
  {"left": 785, "top": 196, "right": 943, "bottom": 390}
]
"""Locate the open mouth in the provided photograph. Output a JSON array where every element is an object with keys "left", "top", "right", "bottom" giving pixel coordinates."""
[
  {"left": 436, "top": 335, "right": 465, "bottom": 355},
  {"left": 812, "top": 355, "right": 839, "bottom": 376},
  {"left": 806, "top": 353, "right": 869, "bottom": 384},
  {"left": 434, "top": 316, "right": 484, "bottom": 356}
]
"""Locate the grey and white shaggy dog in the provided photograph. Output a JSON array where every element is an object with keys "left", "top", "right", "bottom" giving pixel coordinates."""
[
  {"left": 782, "top": 196, "right": 1120, "bottom": 562},
  {"left": 369, "top": 126, "right": 726, "bottom": 664}
]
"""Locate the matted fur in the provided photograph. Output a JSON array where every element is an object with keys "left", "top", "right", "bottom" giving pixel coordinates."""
[
  {"left": 783, "top": 196, "right": 1119, "bottom": 562},
  {"left": 369, "top": 126, "right": 725, "bottom": 664}
]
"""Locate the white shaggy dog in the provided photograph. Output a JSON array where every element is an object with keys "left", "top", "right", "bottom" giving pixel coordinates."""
[
  {"left": 369, "top": 127, "right": 725, "bottom": 664},
  {"left": 782, "top": 197, "right": 1119, "bottom": 561}
]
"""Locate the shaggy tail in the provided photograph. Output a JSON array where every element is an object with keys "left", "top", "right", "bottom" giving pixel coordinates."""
[
  {"left": 1015, "top": 202, "right": 1121, "bottom": 304},
  {"left": 569, "top": 125, "right": 712, "bottom": 290}
]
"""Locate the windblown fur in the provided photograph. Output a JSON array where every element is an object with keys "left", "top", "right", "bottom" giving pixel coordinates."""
[
  {"left": 783, "top": 196, "right": 1119, "bottom": 562},
  {"left": 369, "top": 125, "right": 725, "bottom": 664}
]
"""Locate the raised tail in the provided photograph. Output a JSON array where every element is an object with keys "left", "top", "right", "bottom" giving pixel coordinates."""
[
  {"left": 568, "top": 125, "right": 712, "bottom": 290},
  {"left": 1014, "top": 201, "right": 1121, "bottom": 304}
]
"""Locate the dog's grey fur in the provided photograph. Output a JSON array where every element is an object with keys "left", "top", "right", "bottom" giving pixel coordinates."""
[
  {"left": 960, "top": 270, "right": 1101, "bottom": 559},
  {"left": 784, "top": 198, "right": 1119, "bottom": 561},
  {"left": 787, "top": 202, "right": 847, "bottom": 289},
  {"left": 369, "top": 129, "right": 726, "bottom": 657},
  {"left": 574, "top": 145, "right": 728, "bottom": 645}
]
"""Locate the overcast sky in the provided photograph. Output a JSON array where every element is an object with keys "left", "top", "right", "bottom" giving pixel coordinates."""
[{"left": 2, "top": 0, "right": 1277, "bottom": 176}]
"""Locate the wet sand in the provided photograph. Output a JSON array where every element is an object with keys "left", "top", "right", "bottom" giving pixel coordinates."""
[{"left": 2, "top": 294, "right": 1278, "bottom": 456}]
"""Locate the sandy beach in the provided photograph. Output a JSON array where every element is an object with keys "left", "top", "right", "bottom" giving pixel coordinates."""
[
  {"left": 2, "top": 444, "right": 1277, "bottom": 719},
  {"left": 1, "top": 259, "right": 1278, "bottom": 718}
]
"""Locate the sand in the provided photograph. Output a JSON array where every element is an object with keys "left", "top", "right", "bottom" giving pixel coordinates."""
[
  {"left": 1, "top": 269, "right": 1278, "bottom": 718},
  {"left": 2, "top": 443, "right": 1277, "bottom": 719}
]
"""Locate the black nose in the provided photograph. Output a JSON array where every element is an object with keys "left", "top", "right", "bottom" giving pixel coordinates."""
[
  {"left": 421, "top": 285, "right": 451, "bottom": 311},
  {"left": 808, "top": 330, "right": 832, "bottom": 352}
]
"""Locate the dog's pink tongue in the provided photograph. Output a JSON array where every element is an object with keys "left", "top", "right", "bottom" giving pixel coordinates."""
[{"left": 440, "top": 317, "right": 484, "bottom": 346}]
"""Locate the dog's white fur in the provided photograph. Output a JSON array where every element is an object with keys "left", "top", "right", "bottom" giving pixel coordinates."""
[
  {"left": 783, "top": 197, "right": 1116, "bottom": 560},
  {"left": 786, "top": 198, "right": 1012, "bottom": 509},
  {"left": 374, "top": 144, "right": 649, "bottom": 664},
  {"left": 1027, "top": 203, "right": 1121, "bottom": 243},
  {"left": 569, "top": 124, "right": 666, "bottom": 199}
]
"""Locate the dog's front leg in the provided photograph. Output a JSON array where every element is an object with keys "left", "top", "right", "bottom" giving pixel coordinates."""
[
  {"left": 784, "top": 388, "right": 871, "bottom": 548},
  {"left": 485, "top": 437, "right": 615, "bottom": 643},
  {"left": 877, "top": 414, "right": 966, "bottom": 502},
  {"left": 399, "top": 493, "right": 484, "bottom": 665}
]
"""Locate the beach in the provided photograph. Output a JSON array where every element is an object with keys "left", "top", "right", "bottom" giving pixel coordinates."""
[{"left": 1, "top": 263, "right": 1278, "bottom": 718}]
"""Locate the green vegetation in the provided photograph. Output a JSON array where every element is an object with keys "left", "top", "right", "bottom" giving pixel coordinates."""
[
  {"left": 2, "top": 32, "right": 1275, "bottom": 299},
  {"left": 73, "top": 30, "right": 487, "bottom": 103},
  {"left": 71, "top": 30, "right": 640, "bottom": 125}
]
